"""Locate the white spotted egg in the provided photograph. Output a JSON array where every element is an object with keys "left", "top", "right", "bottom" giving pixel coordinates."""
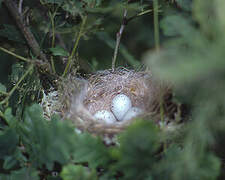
[
  {"left": 94, "top": 110, "right": 117, "bottom": 124},
  {"left": 111, "top": 94, "right": 132, "bottom": 121}
]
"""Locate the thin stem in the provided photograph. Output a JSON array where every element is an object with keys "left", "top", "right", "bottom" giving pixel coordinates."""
[
  {"left": 49, "top": 11, "right": 57, "bottom": 73},
  {"left": 62, "top": 15, "right": 87, "bottom": 77},
  {"left": 0, "top": 110, "right": 4, "bottom": 118},
  {"left": 159, "top": 95, "right": 167, "bottom": 152},
  {"left": 153, "top": 0, "right": 160, "bottom": 51},
  {"left": 127, "top": 9, "right": 153, "bottom": 23},
  {"left": 0, "top": 90, "right": 8, "bottom": 96},
  {"left": 50, "top": 57, "right": 56, "bottom": 74},
  {"left": 0, "top": 65, "right": 34, "bottom": 105},
  {"left": 0, "top": 47, "right": 31, "bottom": 63},
  {"left": 0, "top": 109, "right": 9, "bottom": 126},
  {"left": 0, "top": 46, "right": 51, "bottom": 71},
  {"left": 112, "top": 9, "right": 127, "bottom": 71},
  {"left": 18, "top": 0, "right": 23, "bottom": 14},
  {"left": 50, "top": 15, "right": 56, "bottom": 48}
]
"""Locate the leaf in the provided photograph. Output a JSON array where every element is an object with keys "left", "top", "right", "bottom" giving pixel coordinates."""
[
  {"left": 9, "top": 63, "right": 25, "bottom": 84},
  {"left": 0, "top": 24, "right": 26, "bottom": 43},
  {"left": 0, "top": 83, "right": 6, "bottom": 93},
  {"left": 72, "top": 133, "right": 111, "bottom": 168},
  {"left": 42, "top": 0, "right": 63, "bottom": 5},
  {"left": 0, "top": 128, "right": 18, "bottom": 157},
  {"left": 114, "top": 120, "right": 160, "bottom": 179},
  {"left": 175, "top": 0, "right": 192, "bottom": 11},
  {"left": 4, "top": 108, "right": 17, "bottom": 127},
  {"left": 160, "top": 15, "right": 193, "bottom": 37},
  {"left": 154, "top": 145, "right": 221, "bottom": 180},
  {"left": 60, "top": 164, "right": 97, "bottom": 180},
  {"left": 62, "top": 1, "right": 83, "bottom": 16},
  {"left": 1, "top": 168, "right": 39, "bottom": 180},
  {"left": 20, "top": 104, "right": 77, "bottom": 170},
  {"left": 83, "top": 0, "right": 103, "bottom": 8},
  {"left": 49, "top": 46, "right": 69, "bottom": 57},
  {"left": 2, "top": 147, "right": 27, "bottom": 170},
  {"left": 3, "top": 156, "right": 18, "bottom": 170}
]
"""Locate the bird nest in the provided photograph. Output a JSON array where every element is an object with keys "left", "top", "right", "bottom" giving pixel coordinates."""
[
  {"left": 40, "top": 67, "right": 184, "bottom": 139},
  {"left": 40, "top": 67, "right": 175, "bottom": 136}
]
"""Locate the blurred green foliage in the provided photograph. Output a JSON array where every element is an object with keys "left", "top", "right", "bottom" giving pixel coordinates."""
[{"left": 0, "top": 0, "right": 225, "bottom": 179}]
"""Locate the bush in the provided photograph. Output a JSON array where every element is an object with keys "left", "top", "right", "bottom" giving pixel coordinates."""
[{"left": 0, "top": 0, "right": 225, "bottom": 179}]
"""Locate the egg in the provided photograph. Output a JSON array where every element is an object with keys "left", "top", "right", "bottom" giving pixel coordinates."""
[
  {"left": 94, "top": 110, "right": 117, "bottom": 124},
  {"left": 123, "top": 107, "right": 143, "bottom": 121},
  {"left": 111, "top": 94, "right": 132, "bottom": 121}
]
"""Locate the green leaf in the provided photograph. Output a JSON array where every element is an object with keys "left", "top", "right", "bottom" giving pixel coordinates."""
[
  {"left": 9, "top": 63, "right": 25, "bottom": 84},
  {"left": 0, "top": 128, "right": 18, "bottom": 157},
  {"left": 0, "top": 83, "right": 6, "bottom": 93},
  {"left": 60, "top": 164, "right": 97, "bottom": 180},
  {"left": 42, "top": 0, "right": 63, "bottom": 5},
  {"left": 114, "top": 120, "right": 160, "bottom": 179},
  {"left": 154, "top": 145, "right": 221, "bottom": 180},
  {"left": 160, "top": 15, "right": 193, "bottom": 37},
  {"left": 4, "top": 108, "right": 17, "bottom": 127},
  {"left": 175, "top": 0, "right": 192, "bottom": 11},
  {"left": 20, "top": 104, "right": 77, "bottom": 170},
  {"left": 49, "top": 46, "right": 69, "bottom": 57},
  {"left": 2, "top": 147, "right": 26, "bottom": 170},
  {"left": 72, "top": 133, "right": 111, "bottom": 168},
  {"left": 62, "top": 1, "right": 83, "bottom": 16},
  {"left": 0, "top": 24, "right": 25, "bottom": 43},
  {"left": 3, "top": 156, "right": 18, "bottom": 170},
  {"left": 2, "top": 168, "right": 39, "bottom": 180}
]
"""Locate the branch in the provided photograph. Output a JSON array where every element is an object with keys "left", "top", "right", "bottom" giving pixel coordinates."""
[
  {"left": 153, "top": 0, "right": 160, "bottom": 51},
  {"left": 111, "top": 8, "right": 154, "bottom": 71},
  {"left": 4, "top": 0, "right": 48, "bottom": 63},
  {"left": 0, "top": 65, "right": 34, "bottom": 105},
  {"left": 62, "top": 15, "right": 88, "bottom": 77},
  {"left": 127, "top": 9, "right": 153, "bottom": 23},
  {"left": 0, "top": 46, "right": 51, "bottom": 71},
  {"left": 112, "top": 9, "right": 128, "bottom": 71},
  {"left": 0, "top": 47, "right": 31, "bottom": 63},
  {"left": 18, "top": 0, "right": 23, "bottom": 14}
]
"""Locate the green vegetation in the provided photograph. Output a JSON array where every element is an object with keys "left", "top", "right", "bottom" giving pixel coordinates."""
[{"left": 0, "top": 0, "right": 225, "bottom": 179}]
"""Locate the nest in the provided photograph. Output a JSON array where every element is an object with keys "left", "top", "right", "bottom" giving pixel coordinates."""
[{"left": 52, "top": 68, "right": 175, "bottom": 136}]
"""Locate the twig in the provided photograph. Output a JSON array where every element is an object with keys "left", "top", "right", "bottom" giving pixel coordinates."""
[
  {"left": 0, "top": 90, "right": 8, "bottom": 96},
  {"left": 112, "top": 9, "right": 128, "bottom": 71},
  {"left": 4, "top": 0, "right": 48, "bottom": 63},
  {"left": 49, "top": 9, "right": 59, "bottom": 74},
  {"left": 153, "top": 0, "right": 160, "bottom": 51},
  {"left": 18, "top": 0, "right": 23, "bottom": 14},
  {"left": 0, "top": 65, "right": 34, "bottom": 105},
  {"left": 0, "top": 109, "right": 9, "bottom": 126},
  {"left": 0, "top": 65, "right": 33, "bottom": 105},
  {"left": 111, "top": 7, "right": 154, "bottom": 71},
  {"left": 126, "top": 9, "right": 153, "bottom": 23},
  {"left": 0, "top": 110, "right": 5, "bottom": 119},
  {"left": 0, "top": 46, "right": 51, "bottom": 71},
  {"left": 62, "top": 15, "right": 88, "bottom": 77},
  {"left": 0, "top": 47, "right": 31, "bottom": 63}
]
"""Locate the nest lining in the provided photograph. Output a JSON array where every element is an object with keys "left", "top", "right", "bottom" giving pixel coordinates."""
[{"left": 85, "top": 68, "right": 154, "bottom": 114}]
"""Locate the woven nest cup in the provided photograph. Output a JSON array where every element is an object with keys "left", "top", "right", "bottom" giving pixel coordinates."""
[{"left": 58, "top": 68, "right": 169, "bottom": 135}]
